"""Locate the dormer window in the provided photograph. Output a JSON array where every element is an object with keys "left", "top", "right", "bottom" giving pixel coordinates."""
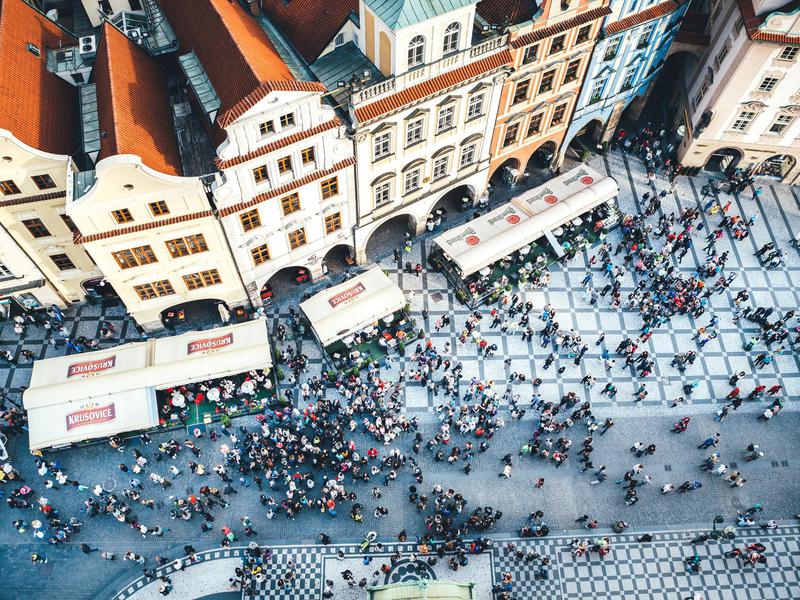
[
  {"left": 279, "top": 113, "right": 295, "bottom": 128},
  {"left": 259, "top": 120, "right": 274, "bottom": 136},
  {"left": 408, "top": 36, "right": 425, "bottom": 68},
  {"left": 443, "top": 23, "right": 460, "bottom": 54}
]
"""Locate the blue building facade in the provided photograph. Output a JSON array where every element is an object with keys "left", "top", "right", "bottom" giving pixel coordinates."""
[{"left": 561, "top": 0, "right": 690, "bottom": 161}]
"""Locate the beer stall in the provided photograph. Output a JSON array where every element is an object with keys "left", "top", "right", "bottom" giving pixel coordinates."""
[
  {"left": 429, "top": 165, "right": 620, "bottom": 306},
  {"left": 300, "top": 267, "right": 414, "bottom": 369},
  {"left": 23, "top": 320, "right": 273, "bottom": 450}
]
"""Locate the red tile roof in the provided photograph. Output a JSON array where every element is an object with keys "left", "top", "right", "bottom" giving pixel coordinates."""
[
  {"left": 604, "top": 0, "right": 683, "bottom": 35},
  {"left": 510, "top": 6, "right": 612, "bottom": 48},
  {"left": 477, "top": 0, "right": 539, "bottom": 27},
  {"left": 0, "top": 0, "right": 78, "bottom": 155},
  {"left": 215, "top": 117, "right": 342, "bottom": 169},
  {"left": 74, "top": 210, "right": 214, "bottom": 244},
  {"left": 92, "top": 24, "right": 183, "bottom": 176},
  {"left": 218, "top": 157, "right": 355, "bottom": 216},
  {"left": 161, "top": 0, "right": 324, "bottom": 129},
  {"left": 354, "top": 51, "right": 512, "bottom": 124},
  {"left": 0, "top": 189, "right": 66, "bottom": 208},
  {"left": 737, "top": 0, "right": 800, "bottom": 45},
  {"left": 260, "top": 0, "right": 357, "bottom": 63}
]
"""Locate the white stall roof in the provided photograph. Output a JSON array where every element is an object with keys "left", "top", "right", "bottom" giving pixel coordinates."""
[
  {"left": 300, "top": 267, "right": 406, "bottom": 347},
  {"left": 434, "top": 166, "right": 619, "bottom": 276},
  {"left": 27, "top": 388, "right": 159, "bottom": 451}
]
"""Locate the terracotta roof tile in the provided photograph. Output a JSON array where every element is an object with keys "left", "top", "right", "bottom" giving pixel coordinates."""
[
  {"left": 354, "top": 51, "right": 512, "bottom": 124},
  {"left": 737, "top": 0, "right": 800, "bottom": 45},
  {"left": 477, "top": 0, "right": 539, "bottom": 27},
  {"left": 260, "top": 0, "right": 357, "bottom": 63},
  {"left": 75, "top": 210, "right": 214, "bottom": 244},
  {"left": 92, "top": 24, "right": 182, "bottom": 176},
  {"left": 219, "top": 157, "right": 355, "bottom": 217},
  {"left": 216, "top": 117, "right": 342, "bottom": 169},
  {"left": 161, "top": 0, "right": 321, "bottom": 128},
  {"left": 604, "top": 1, "right": 682, "bottom": 35},
  {"left": 0, "top": 189, "right": 66, "bottom": 208},
  {"left": 0, "top": 0, "right": 78, "bottom": 155},
  {"left": 510, "top": 6, "right": 612, "bottom": 48}
]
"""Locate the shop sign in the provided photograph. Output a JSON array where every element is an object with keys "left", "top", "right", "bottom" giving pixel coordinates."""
[
  {"left": 67, "top": 355, "right": 116, "bottom": 378},
  {"left": 328, "top": 282, "right": 366, "bottom": 308},
  {"left": 188, "top": 332, "right": 234, "bottom": 355},
  {"left": 66, "top": 403, "right": 116, "bottom": 430}
]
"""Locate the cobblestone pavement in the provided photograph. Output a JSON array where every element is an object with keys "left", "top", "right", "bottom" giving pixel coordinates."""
[{"left": 0, "top": 151, "right": 798, "bottom": 599}]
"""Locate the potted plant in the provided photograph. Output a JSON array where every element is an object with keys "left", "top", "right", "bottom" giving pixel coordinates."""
[
  {"left": 276, "top": 367, "right": 285, "bottom": 381},
  {"left": 398, "top": 342, "right": 406, "bottom": 356}
]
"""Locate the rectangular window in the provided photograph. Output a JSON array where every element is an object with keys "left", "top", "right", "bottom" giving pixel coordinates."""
[
  {"left": 32, "top": 174, "right": 56, "bottom": 190},
  {"left": 134, "top": 280, "right": 175, "bottom": 301},
  {"left": 768, "top": 114, "right": 794, "bottom": 134},
  {"left": 521, "top": 44, "right": 538, "bottom": 65},
  {"left": 49, "top": 253, "right": 76, "bottom": 271},
  {"left": 437, "top": 105, "right": 455, "bottom": 133},
  {"left": 526, "top": 113, "right": 543, "bottom": 137},
  {"left": 288, "top": 228, "right": 307, "bottom": 250},
  {"left": 550, "top": 103, "right": 567, "bottom": 127},
  {"left": 240, "top": 209, "right": 261, "bottom": 232},
  {"left": 637, "top": 23, "right": 654, "bottom": 49},
  {"left": 374, "top": 182, "right": 391, "bottom": 206},
  {"left": 373, "top": 132, "right": 391, "bottom": 160},
  {"left": 301, "top": 147, "right": 315, "bottom": 164},
  {"left": 539, "top": 70, "right": 555, "bottom": 94},
  {"left": 758, "top": 77, "right": 779, "bottom": 92},
  {"left": 0, "top": 260, "right": 12, "bottom": 278},
  {"left": 259, "top": 120, "right": 274, "bottom": 136},
  {"left": 113, "top": 245, "right": 157, "bottom": 269},
  {"left": 250, "top": 243, "right": 271, "bottom": 266},
  {"left": 734, "top": 16, "right": 745, "bottom": 34},
  {"left": 714, "top": 43, "right": 729, "bottom": 69},
  {"left": 279, "top": 113, "right": 295, "bottom": 128},
  {"left": 694, "top": 79, "right": 709, "bottom": 107},
  {"left": 148, "top": 200, "right": 169, "bottom": 216},
  {"left": 604, "top": 38, "right": 620, "bottom": 61},
  {"left": 403, "top": 169, "right": 421, "bottom": 194},
  {"left": 165, "top": 234, "right": 208, "bottom": 258},
  {"left": 460, "top": 143, "right": 476, "bottom": 168},
  {"left": 503, "top": 123, "right": 520, "bottom": 147},
  {"left": 467, "top": 93, "right": 484, "bottom": 120},
  {"left": 731, "top": 111, "right": 755, "bottom": 132},
  {"left": 432, "top": 155, "right": 450, "bottom": 180},
  {"left": 280, "top": 192, "right": 301, "bottom": 216},
  {"left": 60, "top": 214, "right": 79, "bottom": 234},
  {"left": 590, "top": 79, "right": 605, "bottom": 103},
  {"left": 621, "top": 66, "right": 637, "bottom": 90},
  {"left": 183, "top": 269, "right": 221, "bottom": 290},
  {"left": 111, "top": 208, "right": 133, "bottom": 224},
  {"left": 563, "top": 59, "right": 581, "bottom": 84},
  {"left": 335, "top": 32, "right": 346, "bottom": 46},
  {"left": 253, "top": 165, "right": 269, "bottom": 185},
  {"left": 576, "top": 25, "right": 591, "bottom": 45},
  {"left": 321, "top": 177, "right": 339, "bottom": 199},
  {"left": 0, "top": 180, "right": 21, "bottom": 196},
  {"left": 406, "top": 119, "right": 424, "bottom": 146},
  {"left": 549, "top": 34, "right": 565, "bottom": 55},
  {"left": 512, "top": 79, "right": 530, "bottom": 104},
  {"left": 277, "top": 156, "right": 293, "bottom": 174},
  {"left": 22, "top": 218, "right": 51, "bottom": 238},
  {"left": 324, "top": 212, "right": 342, "bottom": 234},
  {"left": 779, "top": 46, "right": 799, "bottom": 61}
]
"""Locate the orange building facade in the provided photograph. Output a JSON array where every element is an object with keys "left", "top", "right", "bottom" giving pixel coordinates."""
[{"left": 480, "top": 0, "right": 611, "bottom": 182}]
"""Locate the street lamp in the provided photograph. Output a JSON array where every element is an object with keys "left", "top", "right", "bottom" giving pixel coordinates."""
[{"left": 710, "top": 515, "right": 725, "bottom": 540}]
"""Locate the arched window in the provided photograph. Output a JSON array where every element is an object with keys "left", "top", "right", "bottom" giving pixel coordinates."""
[
  {"left": 443, "top": 22, "right": 460, "bottom": 54},
  {"left": 408, "top": 35, "right": 425, "bottom": 68}
]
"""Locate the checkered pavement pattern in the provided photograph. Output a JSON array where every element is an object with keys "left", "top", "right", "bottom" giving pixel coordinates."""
[
  {"left": 266, "top": 150, "right": 800, "bottom": 416},
  {"left": 247, "top": 544, "right": 323, "bottom": 599}
]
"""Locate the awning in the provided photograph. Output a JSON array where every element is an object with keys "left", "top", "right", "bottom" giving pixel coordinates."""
[
  {"left": 300, "top": 267, "right": 406, "bottom": 347},
  {"left": 22, "top": 320, "right": 273, "bottom": 450},
  {"left": 434, "top": 165, "right": 619, "bottom": 277}
]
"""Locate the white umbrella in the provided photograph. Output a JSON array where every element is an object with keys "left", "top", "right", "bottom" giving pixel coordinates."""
[
  {"left": 240, "top": 380, "right": 256, "bottom": 395},
  {"left": 519, "top": 245, "right": 531, "bottom": 254},
  {"left": 171, "top": 392, "right": 186, "bottom": 408},
  {"left": 207, "top": 388, "right": 220, "bottom": 402},
  {"left": 479, "top": 267, "right": 491, "bottom": 276},
  {"left": 217, "top": 303, "right": 231, "bottom": 323}
]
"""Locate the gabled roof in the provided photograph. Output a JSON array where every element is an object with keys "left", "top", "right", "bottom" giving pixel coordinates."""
[
  {"left": 366, "top": 0, "right": 476, "bottom": 30},
  {"left": 510, "top": 6, "right": 611, "bottom": 48},
  {"left": 92, "top": 23, "right": 182, "bottom": 176},
  {"left": 261, "top": 0, "right": 357, "bottom": 63},
  {"left": 737, "top": 0, "right": 800, "bottom": 45},
  {"left": 0, "top": 0, "right": 78, "bottom": 156},
  {"left": 161, "top": 0, "right": 324, "bottom": 128},
  {"left": 476, "top": 0, "right": 538, "bottom": 26},
  {"left": 605, "top": 0, "right": 685, "bottom": 36}
]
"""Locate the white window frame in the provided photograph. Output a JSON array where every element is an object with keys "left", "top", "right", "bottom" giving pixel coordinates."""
[
  {"left": 406, "top": 119, "right": 424, "bottom": 146},
  {"left": 459, "top": 143, "right": 476, "bottom": 168},
  {"left": 604, "top": 37, "right": 620, "bottom": 61},
  {"left": 408, "top": 36, "right": 425, "bottom": 68},
  {"left": 403, "top": 168, "right": 421, "bottom": 194},
  {"left": 757, "top": 77, "right": 779, "bottom": 93},
  {"left": 636, "top": 23, "right": 654, "bottom": 48},
  {"left": 730, "top": 110, "right": 756, "bottom": 132},
  {"left": 467, "top": 93, "right": 484, "bottom": 120},
  {"left": 778, "top": 46, "right": 799, "bottom": 61},
  {"left": 589, "top": 79, "right": 605, "bottom": 102},
  {"left": 0, "top": 259, "right": 13, "bottom": 279},
  {"left": 437, "top": 105, "right": 455, "bottom": 133},
  {"left": 621, "top": 66, "right": 637, "bottom": 90},
  {"left": 334, "top": 32, "right": 346, "bottom": 47},
  {"left": 373, "top": 132, "right": 391, "bottom": 161},
  {"left": 432, "top": 155, "right": 450, "bottom": 180},
  {"left": 443, "top": 22, "right": 460, "bottom": 54},
  {"left": 374, "top": 181, "right": 391, "bottom": 207},
  {"left": 768, "top": 114, "right": 794, "bottom": 134}
]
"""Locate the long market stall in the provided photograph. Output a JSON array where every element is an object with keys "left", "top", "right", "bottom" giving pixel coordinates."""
[
  {"left": 430, "top": 165, "right": 620, "bottom": 306},
  {"left": 300, "top": 267, "right": 413, "bottom": 369},
  {"left": 23, "top": 320, "right": 272, "bottom": 450}
]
